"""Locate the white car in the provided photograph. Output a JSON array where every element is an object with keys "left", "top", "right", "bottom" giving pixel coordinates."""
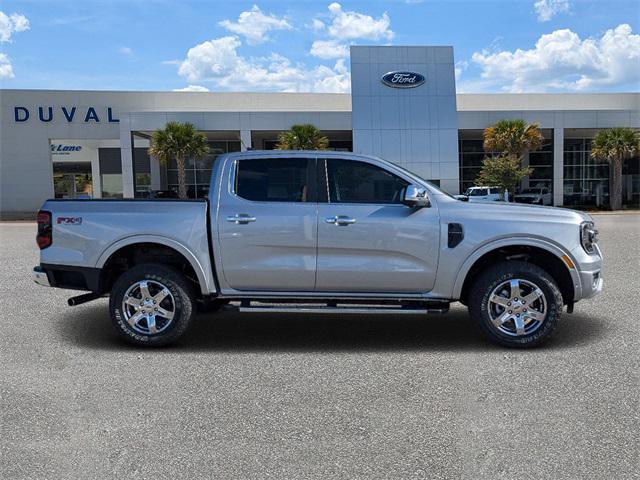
[
  {"left": 514, "top": 187, "right": 552, "bottom": 206},
  {"left": 456, "top": 186, "right": 502, "bottom": 202}
]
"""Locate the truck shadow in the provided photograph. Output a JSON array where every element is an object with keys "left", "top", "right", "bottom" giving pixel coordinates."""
[{"left": 57, "top": 304, "right": 604, "bottom": 352}]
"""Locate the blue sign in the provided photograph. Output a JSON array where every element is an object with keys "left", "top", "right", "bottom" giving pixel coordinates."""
[
  {"left": 381, "top": 71, "right": 426, "bottom": 89},
  {"left": 51, "top": 144, "right": 82, "bottom": 154},
  {"left": 14, "top": 106, "right": 119, "bottom": 123}
]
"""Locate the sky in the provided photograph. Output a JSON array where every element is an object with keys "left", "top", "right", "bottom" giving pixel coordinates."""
[{"left": 0, "top": 0, "right": 639, "bottom": 93}]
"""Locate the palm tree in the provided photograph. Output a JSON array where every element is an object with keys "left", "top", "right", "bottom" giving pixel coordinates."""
[
  {"left": 590, "top": 127, "right": 640, "bottom": 210},
  {"left": 483, "top": 119, "right": 544, "bottom": 158},
  {"left": 276, "top": 124, "right": 329, "bottom": 150},
  {"left": 149, "top": 122, "right": 209, "bottom": 199}
]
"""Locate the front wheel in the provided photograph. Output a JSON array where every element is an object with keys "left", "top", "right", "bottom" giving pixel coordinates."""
[
  {"left": 110, "top": 263, "right": 194, "bottom": 347},
  {"left": 468, "top": 261, "right": 563, "bottom": 348}
]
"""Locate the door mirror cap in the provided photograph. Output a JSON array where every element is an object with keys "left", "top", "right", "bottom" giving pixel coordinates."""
[{"left": 403, "top": 184, "right": 430, "bottom": 208}]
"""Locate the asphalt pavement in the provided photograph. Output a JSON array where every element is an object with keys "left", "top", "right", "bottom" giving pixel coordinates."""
[{"left": 1, "top": 215, "right": 638, "bottom": 479}]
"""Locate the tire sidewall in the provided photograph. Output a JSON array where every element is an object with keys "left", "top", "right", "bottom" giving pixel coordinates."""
[
  {"left": 110, "top": 264, "right": 193, "bottom": 347},
  {"left": 471, "top": 262, "right": 562, "bottom": 348}
]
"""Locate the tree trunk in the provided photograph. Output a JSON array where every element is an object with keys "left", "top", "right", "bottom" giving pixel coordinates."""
[
  {"left": 176, "top": 156, "right": 187, "bottom": 199},
  {"left": 611, "top": 159, "right": 623, "bottom": 210}
]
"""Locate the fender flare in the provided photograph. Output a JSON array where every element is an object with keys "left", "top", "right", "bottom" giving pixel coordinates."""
[
  {"left": 96, "top": 235, "right": 214, "bottom": 294},
  {"left": 451, "top": 237, "right": 581, "bottom": 300}
]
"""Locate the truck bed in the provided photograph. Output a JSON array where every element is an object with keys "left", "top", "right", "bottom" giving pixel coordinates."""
[{"left": 39, "top": 198, "right": 216, "bottom": 294}]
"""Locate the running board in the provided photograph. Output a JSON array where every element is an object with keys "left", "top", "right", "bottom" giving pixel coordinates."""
[{"left": 229, "top": 301, "right": 449, "bottom": 315}]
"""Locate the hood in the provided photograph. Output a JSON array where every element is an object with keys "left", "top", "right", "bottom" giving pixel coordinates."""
[{"left": 443, "top": 199, "right": 590, "bottom": 225}]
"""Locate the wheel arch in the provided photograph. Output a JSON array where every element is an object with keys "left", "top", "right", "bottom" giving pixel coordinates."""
[
  {"left": 96, "top": 235, "right": 214, "bottom": 295},
  {"left": 454, "top": 238, "right": 580, "bottom": 306}
]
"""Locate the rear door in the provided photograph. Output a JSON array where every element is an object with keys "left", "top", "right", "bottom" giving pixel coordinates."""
[
  {"left": 217, "top": 156, "right": 318, "bottom": 291},
  {"left": 315, "top": 157, "right": 440, "bottom": 293}
]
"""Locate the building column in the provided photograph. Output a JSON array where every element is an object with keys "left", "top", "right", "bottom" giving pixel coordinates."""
[
  {"left": 91, "top": 148, "right": 102, "bottom": 199},
  {"left": 240, "top": 129, "right": 251, "bottom": 151},
  {"left": 119, "top": 116, "right": 135, "bottom": 198},
  {"left": 553, "top": 127, "right": 564, "bottom": 206}
]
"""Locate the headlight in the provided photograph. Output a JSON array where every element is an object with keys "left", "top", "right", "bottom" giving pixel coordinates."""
[{"left": 580, "top": 221, "right": 599, "bottom": 254}]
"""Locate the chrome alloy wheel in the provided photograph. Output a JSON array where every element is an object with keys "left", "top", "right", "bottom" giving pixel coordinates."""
[
  {"left": 487, "top": 278, "right": 547, "bottom": 337},
  {"left": 122, "top": 280, "right": 175, "bottom": 335}
]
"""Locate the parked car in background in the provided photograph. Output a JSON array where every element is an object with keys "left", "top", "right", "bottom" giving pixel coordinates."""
[
  {"left": 514, "top": 187, "right": 552, "bottom": 205},
  {"left": 455, "top": 186, "right": 502, "bottom": 202}
]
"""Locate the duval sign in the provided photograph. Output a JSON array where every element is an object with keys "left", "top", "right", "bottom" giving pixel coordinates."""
[
  {"left": 381, "top": 71, "right": 425, "bottom": 88},
  {"left": 14, "top": 106, "right": 119, "bottom": 123}
]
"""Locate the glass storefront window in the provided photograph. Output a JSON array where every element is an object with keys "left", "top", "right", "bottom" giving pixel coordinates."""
[
  {"left": 459, "top": 133, "right": 554, "bottom": 194},
  {"left": 101, "top": 174, "right": 123, "bottom": 198},
  {"left": 165, "top": 140, "right": 241, "bottom": 198},
  {"left": 53, "top": 162, "right": 93, "bottom": 199},
  {"left": 135, "top": 173, "right": 151, "bottom": 195},
  {"left": 562, "top": 137, "right": 610, "bottom": 208}
]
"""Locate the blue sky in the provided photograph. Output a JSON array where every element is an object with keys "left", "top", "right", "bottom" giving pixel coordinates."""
[{"left": 1, "top": 0, "right": 638, "bottom": 93}]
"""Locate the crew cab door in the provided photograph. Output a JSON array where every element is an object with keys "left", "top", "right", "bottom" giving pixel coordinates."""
[
  {"left": 217, "top": 156, "right": 318, "bottom": 291},
  {"left": 315, "top": 158, "right": 439, "bottom": 293}
]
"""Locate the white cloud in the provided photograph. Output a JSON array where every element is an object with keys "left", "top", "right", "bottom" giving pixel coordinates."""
[
  {"left": 177, "top": 35, "right": 350, "bottom": 93},
  {"left": 309, "top": 3, "right": 393, "bottom": 59},
  {"left": 310, "top": 39, "right": 349, "bottom": 59},
  {"left": 0, "top": 11, "right": 29, "bottom": 43},
  {"left": 173, "top": 85, "right": 210, "bottom": 92},
  {"left": 118, "top": 46, "right": 134, "bottom": 56},
  {"left": 326, "top": 3, "right": 393, "bottom": 41},
  {"left": 471, "top": 24, "right": 640, "bottom": 92},
  {"left": 219, "top": 5, "right": 291, "bottom": 45},
  {"left": 310, "top": 19, "right": 325, "bottom": 31},
  {"left": 0, "top": 52, "right": 14, "bottom": 79},
  {"left": 533, "top": 0, "right": 571, "bottom": 22}
]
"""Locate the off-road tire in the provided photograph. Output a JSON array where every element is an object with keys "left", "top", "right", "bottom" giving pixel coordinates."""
[
  {"left": 110, "top": 263, "right": 194, "bottom": 347},
  {"left": 469, "top": 261, "right": 563, "bottom": 348}
]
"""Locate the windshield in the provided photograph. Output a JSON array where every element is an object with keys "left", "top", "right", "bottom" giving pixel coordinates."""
[{"left": 466, "top": 188, "right": 487, "bottom": 196}]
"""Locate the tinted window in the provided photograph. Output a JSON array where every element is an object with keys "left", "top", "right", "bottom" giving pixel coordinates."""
[
  {"left": 235, "top": 158, "right": 311, "bottom": 202},
  {"left": 490, "top": 188, "right": 500, "bottom": 194},
  {"left": 327, "top": 159, "right": 409, "bottom": 204}
]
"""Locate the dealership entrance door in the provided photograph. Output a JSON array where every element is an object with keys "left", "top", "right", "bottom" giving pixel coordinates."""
[{"left": 53, "top": 162, "right": 93, "bottom": 199}]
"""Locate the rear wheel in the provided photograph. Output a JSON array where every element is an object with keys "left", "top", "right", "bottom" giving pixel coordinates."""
[
  {"left": 110, "top": 263, "right": 194, "bottom": 347},
  {"left": 469, "top": 261, "right": 562, "bottom": 348}
]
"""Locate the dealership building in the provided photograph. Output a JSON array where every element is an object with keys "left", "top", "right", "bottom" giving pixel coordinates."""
[{"left": 1, "top": 45, "right": 638, "bottom": 218}]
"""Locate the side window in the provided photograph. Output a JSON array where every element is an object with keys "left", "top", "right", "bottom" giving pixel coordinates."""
[
  {"left": 235, "top": 158, "right": 311, "bottom": 202},
  {"left": 490, "top": 188, "right": 500, "bottom": 194},
  {"left": 326, "top": 159, "right": 409, "bottom": 204}
]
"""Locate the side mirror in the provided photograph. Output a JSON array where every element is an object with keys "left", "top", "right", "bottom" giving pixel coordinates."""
[{"left": 403, "top": 184, "right": 430, "bottom": 208}]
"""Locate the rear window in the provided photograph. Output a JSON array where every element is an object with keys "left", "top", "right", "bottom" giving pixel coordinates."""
[{"left": 235, "top": 158, "right": 311, "bottom": 202}]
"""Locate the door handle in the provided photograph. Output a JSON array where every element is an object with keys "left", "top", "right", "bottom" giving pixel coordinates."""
[
  {"left": 227, "top": 214, "right": 256, "bottom": 224},
  {"left": 326, "top": 215, "right": 356, "bottom": 226}
]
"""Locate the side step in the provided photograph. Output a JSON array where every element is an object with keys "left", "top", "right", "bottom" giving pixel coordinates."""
[{"left": 228, "top": 300, "right": 449, "bottom": 315}]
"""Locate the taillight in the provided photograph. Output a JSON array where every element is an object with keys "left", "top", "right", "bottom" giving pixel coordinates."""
[{"left": 36, "top": 210, "right": 52, "bottom": 249}]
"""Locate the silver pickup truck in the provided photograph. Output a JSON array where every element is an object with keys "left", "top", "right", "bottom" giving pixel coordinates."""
[{"left": 34, "top": 151, "right": 603, "bottom": 348}]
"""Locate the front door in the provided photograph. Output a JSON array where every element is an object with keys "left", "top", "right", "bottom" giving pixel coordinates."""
[
  {"left": 217, "top": 156, "right": 318, "bottom": 291},
  {"left": 316, "top": 158, "right": 439, "bottom": 293}
]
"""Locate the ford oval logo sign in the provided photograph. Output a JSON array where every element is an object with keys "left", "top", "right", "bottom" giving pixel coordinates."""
[{"left": 381, "top": 71, "right": 425, "bottom": 88}]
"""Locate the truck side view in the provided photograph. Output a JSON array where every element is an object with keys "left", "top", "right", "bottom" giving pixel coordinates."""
[{"left": 33, "top": 151, "right": 603, "bottom": 348}]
